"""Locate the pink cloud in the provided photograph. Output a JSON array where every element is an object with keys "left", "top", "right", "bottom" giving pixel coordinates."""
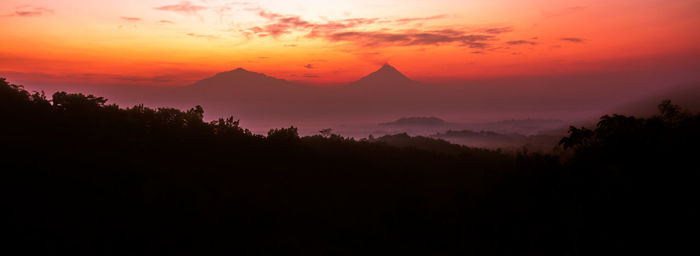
[
  {"left": 6, "top": 6, "right": 54, "bottom": 17},
  {"left": 186, "top": 33, "right": 218, "bottom": 39},
  {"left": 326, "top": 30, "right": 493, "bottom": 48},
  {"left": 121, "top": 17, "right": 141, "bottom": 21},
  {"left": 242, "top": 8, "right": 501, "bottom": 49},
  {"left": 395, "top": 15, "right": 446, "bottom": 24},
  {"left": 155, "top": 1, "right": 207, "bottom": 15}
]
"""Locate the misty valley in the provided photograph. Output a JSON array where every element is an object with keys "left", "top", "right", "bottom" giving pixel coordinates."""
[{"left": 18, "top": 64, "right": 698, "bottom": 154}]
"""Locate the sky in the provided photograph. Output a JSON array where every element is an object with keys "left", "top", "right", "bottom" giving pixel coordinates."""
[{"left": 1, "top": 0, "right": 699, "bottom": 86}]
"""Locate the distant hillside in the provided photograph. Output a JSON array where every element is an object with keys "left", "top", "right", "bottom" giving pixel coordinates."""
[
  {"left": 380, "top": 117, "right": 448, "bottom": 126},
  {"left": 432, "top": 129, "right": 561, "bottom": 152},
  {"left": 614, "top": 82, "right": 700, "bottom": 117},
  {"left": 456, "top": 119, "right": 568, "bottom": 136},
  {"left": 369, "top": 133, "right": 465, "bottom": 155}
]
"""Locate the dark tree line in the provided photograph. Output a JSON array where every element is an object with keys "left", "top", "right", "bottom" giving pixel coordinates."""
[{"left": 1, "top": 77, "right": 697, "bottom": 255}]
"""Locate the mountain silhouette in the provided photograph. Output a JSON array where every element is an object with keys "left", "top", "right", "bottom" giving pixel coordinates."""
[
  {"left": 188, "top": 68, "right": 297, "bottom": 93},
  {"left": 350, "top": 63, "right": 419, "bottom": 88},
  {"left": 186, "top": 64, "right": 418, "bottom": 95},
  {"left": 163, "top": 64, "right": 434, "bottom": 122}
]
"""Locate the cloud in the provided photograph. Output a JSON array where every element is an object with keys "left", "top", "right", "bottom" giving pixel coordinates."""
[
  {"left": 120, "top": 17, "right": 141, "bottom": 21},
  {"left": 303, "top": 74, "right": 319, "bottom": 78},
  {"left": 186, "top": 33, "right": 218, "bottom": 39},
  {"left": 395, "top": 15, "right": 446, "bottom": 24},
  {"left": 257, "top": 9, "right": 283, "bottom": 20},
  {"left": 506, "top": 40, "right": 537, "bottom": 45},
  {"left": 243, "top": 8, "right": 496, "bottom": 49},
  {"left": 261, "top": 23, "right": 297, "bottom": 37},
  {"left": 325, "top": 30, "right": 493, "bottom": 48},
  {"left": 159, "top": 20, "right": 174, "bottom": 24},
  {"left": 248, "top": 26, "right": 263, "bottom": 33},
  {"left": 483, "top": 27, "right": 514, "bottom": 34},
  {"left": 4, "top": 6, "right": 54, "bottom": 17},
  {"left": 561, "top": 37, "right": 585, "bottom": 43},
  {"left": 245, "top": 13, "right": 315, "bottom": 37},
  {"left": 304, "top": 64, "right": 315, "bottom": 69},
  {"left": 306, "top": 18, "right": 378, "bottom": 37},
  {"left": 155, "top": 1, "right": 206, "bottom": 15},
  {"left": 283, "top": 44, "right": 297, "bottom": 47},
  {"left": 243, "top": 9, "right": 376, "bottom": 38},
  {"left": 246, "top": 9, "right": 379, "bottom": 38}
]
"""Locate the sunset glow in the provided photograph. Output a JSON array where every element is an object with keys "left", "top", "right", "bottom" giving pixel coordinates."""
[
  {"left": 1, "top": 0, "right": 699, "bottom": 85},
  {"left": 3, "top": 2, "right": 700, "bottom": 253}
]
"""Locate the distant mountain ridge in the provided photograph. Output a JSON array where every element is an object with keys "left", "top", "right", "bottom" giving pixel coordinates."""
[
  {"left": 62, "top": 63, "right": 683, "bottom": 133},
  {"left": 189, "top": 64, "right": 417, "bottom": 91}
]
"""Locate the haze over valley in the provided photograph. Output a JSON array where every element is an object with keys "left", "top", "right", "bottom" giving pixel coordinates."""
[{"left": 13, "top": 62, "right": 699, "bottom": 151}]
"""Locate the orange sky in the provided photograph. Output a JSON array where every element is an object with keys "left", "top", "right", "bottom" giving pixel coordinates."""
[{"left": 1, "top": 0, "right": 699, "bottom": 86}]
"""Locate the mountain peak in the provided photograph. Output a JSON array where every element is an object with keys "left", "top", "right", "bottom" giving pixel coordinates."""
[
  {"left": 379, "top": 63, "right": 398, "bottom": 71},
  {"left": 215, "top": 67, "right": 268, "bottom": 77},
  {"left": 352, "top": 64, "right": 415, "bottom": 87},
  {"left": 374, "top": 63, "right": 404, "bottom": 76}
]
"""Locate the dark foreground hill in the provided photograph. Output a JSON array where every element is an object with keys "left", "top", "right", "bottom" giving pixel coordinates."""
[{"left": 1, "top": 77, "right": 698, "bottom": 255}]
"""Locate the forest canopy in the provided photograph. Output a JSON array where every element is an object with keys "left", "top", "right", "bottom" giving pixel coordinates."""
[{"left": 1, "top": 77, "right": 697, "bottom": 255}]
